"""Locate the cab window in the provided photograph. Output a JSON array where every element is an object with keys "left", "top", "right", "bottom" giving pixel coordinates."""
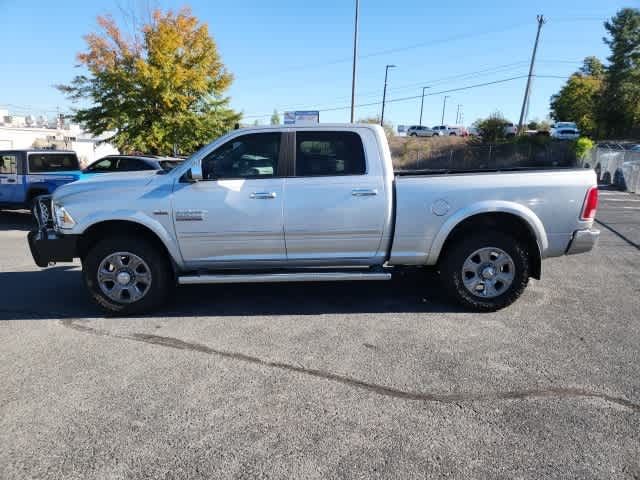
[{"left": 201, "top": 133, "right": 281, "bottom": 180}]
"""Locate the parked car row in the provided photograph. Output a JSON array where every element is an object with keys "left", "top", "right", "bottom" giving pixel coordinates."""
[
  {"left": 0, "top": 150, "right": 183, "bottom": 211},
  {"left": 406, "top": 125, "right": 468, "bottom": 137}
]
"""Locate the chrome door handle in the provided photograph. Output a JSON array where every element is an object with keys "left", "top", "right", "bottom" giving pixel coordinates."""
[
  {"left": 250, "top": 191, "right": 277, "bottom": 199},
  {"left": 351, "top": 188, "right": 378, "bottom": 197}
]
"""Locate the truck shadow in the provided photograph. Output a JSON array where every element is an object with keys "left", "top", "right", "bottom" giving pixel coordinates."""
[
  {"left": 0, "top": 210, "right": 35, "bottom": 232},
  {"left": 0, "top": 267, "right": 462, "bottom": 320}
]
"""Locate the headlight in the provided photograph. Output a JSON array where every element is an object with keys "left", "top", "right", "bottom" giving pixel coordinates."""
[{"left": 53, "top": 203, "right": 76, "bottom": 230}]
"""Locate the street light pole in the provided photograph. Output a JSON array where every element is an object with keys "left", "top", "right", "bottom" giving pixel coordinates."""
[
  {"left": 350, "top": 0, "right": 359, "bottom": 123},
  {"left": 441, "top": 95, "right": 450, "bottom": 125},
  {"left": 380, "top": 64, "right": 396, "bottom": 126},
  {"left": 419, "top": 86, "right": 430, "bottom": 126}
]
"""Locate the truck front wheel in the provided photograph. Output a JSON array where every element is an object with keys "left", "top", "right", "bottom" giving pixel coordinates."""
[
  {"left": 439, "top": 232, "right": 529, "bottom": 311},
  {"left": 83, "top": 236, "right": 173, "bottom": 315}
]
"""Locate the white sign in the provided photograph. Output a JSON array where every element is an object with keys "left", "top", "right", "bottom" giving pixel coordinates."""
[{"left": 284, "top": 111, "right": 320, "bottom": 125}]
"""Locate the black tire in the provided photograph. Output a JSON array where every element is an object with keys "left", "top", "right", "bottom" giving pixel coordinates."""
[
  {"left": 83, "top": 235, "right": 173, "bottom": 315},
  {"left": 410, "top": 133, "right": 417, "bottom": 137},
  {"left": 439, "top": 232, "right": 529, "bottom": 312},
  {"left": 449, "top": 132, "right": 457, "bottom": 136}
]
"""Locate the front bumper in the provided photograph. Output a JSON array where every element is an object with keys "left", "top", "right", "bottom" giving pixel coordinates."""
[
  {"left": 28, "top": 229, "right": 78, "bottom": 267},
  {"left": 566, "top": 228, "right": 600, "bottom": 255},
  {"left": 28, "top": 194, "right": 79, "bottom": 267}
]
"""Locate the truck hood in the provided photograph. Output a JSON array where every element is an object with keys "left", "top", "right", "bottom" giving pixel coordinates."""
[{"left": 53, "top": 171, "right": 160, "bottom": 203}]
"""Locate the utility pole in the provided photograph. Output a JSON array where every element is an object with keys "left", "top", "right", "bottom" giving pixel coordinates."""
[
  {"left": 350, "top": 0, "right": 359, "bottom": 123},
  {"left": 380, "top": 64, "right": 396, "bottom": 126},
  {"left": 455, "top": 104, "right": 462, "bottom": 124},
  {"left": 518, "top": 15, "right": 546, "bottom": 134},
  {"left": 419, "top": 86, "right": 430, "bottom": 126},
  {"left": 441, "top": 95, "right": 450, "bottom": 125}
]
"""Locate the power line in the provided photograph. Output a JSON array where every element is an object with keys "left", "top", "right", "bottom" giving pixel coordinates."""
[
  {"left": 243, "top": 73, "right": 569, "bottom": 119},
  {"left": 240, "top": 57, "right": 583, "bottom": 119}
]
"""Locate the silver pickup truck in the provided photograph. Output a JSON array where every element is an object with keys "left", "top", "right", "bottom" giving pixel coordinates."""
[{"left": 28, "top": 124, "right": 599, "bottom": 314}]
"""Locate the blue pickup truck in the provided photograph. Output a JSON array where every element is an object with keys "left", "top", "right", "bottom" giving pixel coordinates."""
[{"left": 0, "top": 149, "right": 82, "bottom": 210}]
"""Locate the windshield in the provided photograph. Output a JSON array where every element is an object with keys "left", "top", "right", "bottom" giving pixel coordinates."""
[{"left": 28, "top": 153, "right": 80, "bottom": 172}]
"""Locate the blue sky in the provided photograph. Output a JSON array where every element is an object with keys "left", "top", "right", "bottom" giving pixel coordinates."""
[{"left": 0, "top": 0, "right": 632, "bottom": 128}]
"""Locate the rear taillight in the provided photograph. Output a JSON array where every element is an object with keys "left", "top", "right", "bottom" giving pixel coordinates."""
[{"left": 580, "top": 186, "right": 598, "bottom": 220}]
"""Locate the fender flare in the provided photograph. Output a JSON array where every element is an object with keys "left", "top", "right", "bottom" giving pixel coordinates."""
[
  {"left": 426, "top": 200, "right": 548, "bottom": 265},
  {"left": 76, "top": 211, "right": 184, "bottom": 268}
]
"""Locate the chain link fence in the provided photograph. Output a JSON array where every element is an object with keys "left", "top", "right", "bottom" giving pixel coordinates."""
[
  {"left": 581, "top": 146, "right": 640, "bottom": 192},
  {"left": 394, "top": 140, "right": 578, "bottom": 172}
]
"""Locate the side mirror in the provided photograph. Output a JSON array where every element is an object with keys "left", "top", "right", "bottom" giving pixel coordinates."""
[{"left": 190, "top": 162, "right": 203, "bottom": 181}]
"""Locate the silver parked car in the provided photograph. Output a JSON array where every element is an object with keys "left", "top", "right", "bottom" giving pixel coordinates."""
[{"left": 406, "top": 125, "right": 436, "bottom": 137}]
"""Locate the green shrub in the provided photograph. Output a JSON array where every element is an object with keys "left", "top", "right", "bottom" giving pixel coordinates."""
[
  {"left": 474, "top": 111, "right": 509, "bottom": 143},
  {"left": 573, "top": 137, "right": 594, "bottom": 159}
]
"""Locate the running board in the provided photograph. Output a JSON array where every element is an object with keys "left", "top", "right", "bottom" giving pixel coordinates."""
[{"left": 178, "top": 271, "right": 392, "bottom": 285}]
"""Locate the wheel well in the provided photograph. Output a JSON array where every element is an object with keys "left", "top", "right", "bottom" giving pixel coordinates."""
[
  {"left": 439, "top": 212, "right": 541, "bottom": 279},
  {"left": 27, "top": 188, "right": 48, "bottom": 200},
  {"left": 77, "top": 220, "right": 174, "bottom": 270}
]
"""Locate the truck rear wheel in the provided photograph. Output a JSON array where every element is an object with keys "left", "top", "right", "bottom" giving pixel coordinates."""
[
  {"left": 439, "top": 232, "right": 529, "bottom": 311},
  {"left": 83, "top": 236, "right": 173, "bottom": 315}
]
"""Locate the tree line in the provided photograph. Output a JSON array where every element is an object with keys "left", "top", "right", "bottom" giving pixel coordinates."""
[{"left": 550, "top": 8, "right": 640, "bottom": 139}]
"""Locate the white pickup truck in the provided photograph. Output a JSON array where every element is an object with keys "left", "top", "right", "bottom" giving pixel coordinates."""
[{"left": 29, "top": 124, "right": 600, "bottom": 315}]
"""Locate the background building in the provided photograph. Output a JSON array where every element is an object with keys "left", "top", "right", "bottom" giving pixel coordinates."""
[{"left": 0, "top": 109, "right": 118, "bottom": 167}]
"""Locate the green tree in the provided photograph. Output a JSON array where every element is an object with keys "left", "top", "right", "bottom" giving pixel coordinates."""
[
  {"left": 270, "top": 109, "right": 281, "bottom": 125},
  {"left": 599, "top": 8, "right": 640, "bottom": 137},
  {"left": 58, "top": 8, "right": 240, "bottom": 155},
  {"left": 580, "top": 56, "right": 605, "bottom": 77},
  {"left": 550, "top": 57, "right": 604, "bottom": 136},
  {"left": 474, "top": 111, "right": 509, "bottom": 142}
]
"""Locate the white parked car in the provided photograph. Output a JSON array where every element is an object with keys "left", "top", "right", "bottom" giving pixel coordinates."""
[
  {"left": 406, "top": 125, "right": 436, "bottom": 137},
  {"left": 551, "top": 122, "right": 580, "bottom": 140},
  {"left": 432, "top": 125, "right": 467, "bottom": 136},
  {"left": 504, "top": 123, "right": 518, "bottom": 137}
]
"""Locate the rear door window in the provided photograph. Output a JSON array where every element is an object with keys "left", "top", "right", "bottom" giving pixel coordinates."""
[
  {"left": 295, "top": 131, "right": 366, "bottom": 176},
  {"left": 28, "top": 153, "right": 79, "bottom": 173}
]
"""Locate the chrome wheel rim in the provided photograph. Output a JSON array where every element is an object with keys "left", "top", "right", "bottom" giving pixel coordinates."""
[
  {"left": 461, "top": 247, "right": 515, "bottom": 299},
  {"left": 97, "top": 252, "right": 152, "bottom": 304}
]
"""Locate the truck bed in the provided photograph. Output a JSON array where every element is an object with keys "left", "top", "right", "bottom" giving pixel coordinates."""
[{"left": 389, "top": 168, "right": 597, "bottom": 265}]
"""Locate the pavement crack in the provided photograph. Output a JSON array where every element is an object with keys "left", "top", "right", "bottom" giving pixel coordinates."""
[{"left": 60, "top": 319, "right": 640, "bottom": 412}]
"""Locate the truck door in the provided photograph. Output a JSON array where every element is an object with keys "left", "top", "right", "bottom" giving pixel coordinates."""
[
  {"left": 172, "top": 132, "right": 286, "bottom": 266},
  {"left": 0, "top": 152, "right": 20, "bottom": 204},
  {"left": 283, "top": 130, "right": 387, "bottom": 263}
]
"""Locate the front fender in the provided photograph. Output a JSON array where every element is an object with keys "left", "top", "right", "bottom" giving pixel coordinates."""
[{"left": 426, "top": 200, "right": 548, "bottom": 265}]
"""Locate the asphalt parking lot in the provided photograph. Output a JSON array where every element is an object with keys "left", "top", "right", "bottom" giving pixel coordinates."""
[{"left": 1, "top": 191, "right": 639, "bottom": 479}]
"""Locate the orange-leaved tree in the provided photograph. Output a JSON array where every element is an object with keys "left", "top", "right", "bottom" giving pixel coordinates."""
[{"left": 58, "top": 7, "right": 240, "bottom": 155}]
